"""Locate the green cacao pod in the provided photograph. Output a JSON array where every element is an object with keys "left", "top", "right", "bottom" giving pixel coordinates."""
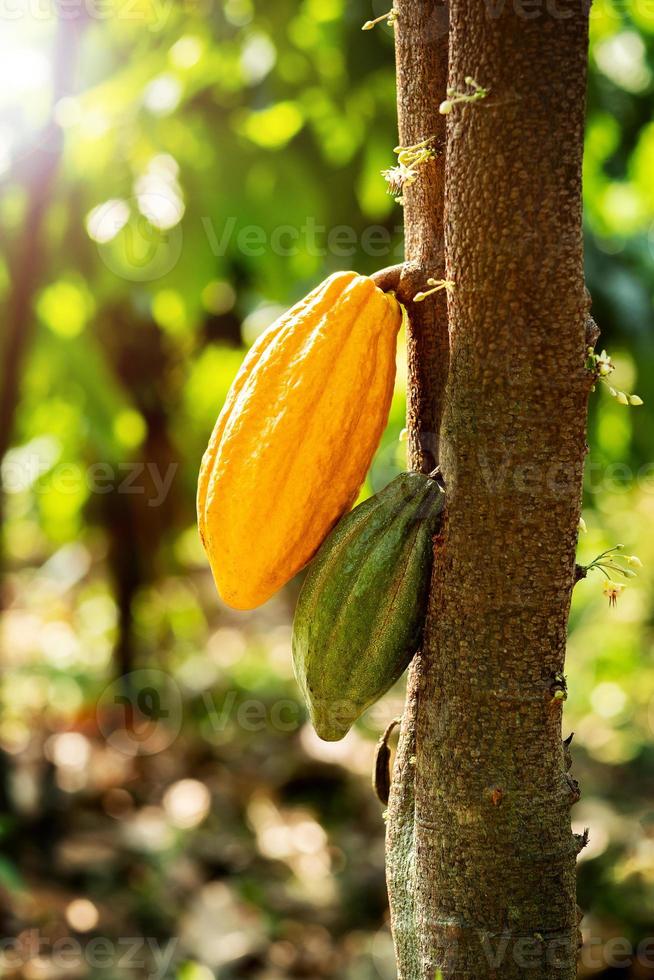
[{"left": 292, "top": 471, "right": 444, "bottom": 741}]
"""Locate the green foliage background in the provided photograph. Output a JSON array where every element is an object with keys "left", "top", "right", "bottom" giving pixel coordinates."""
[{"left": 0, "top": 1, "right": 653, "bottom": 977}]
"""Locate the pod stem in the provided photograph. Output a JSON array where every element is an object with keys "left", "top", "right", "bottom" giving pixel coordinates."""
[
  {"left": 371, "top": 262, "right": 428, "bottom": 306},
  {"left": 371, "top": 264, "right": 404, "bottom": 293},
  {"left": 427, "top": 465, "right": 445, "bottom": 492}
]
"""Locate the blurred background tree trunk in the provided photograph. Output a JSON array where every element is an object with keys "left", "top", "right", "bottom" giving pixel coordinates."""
[
  {"left": 0, "top": 14, "right": 81, "bottom": 608},
  {"left": 386, "top": 3, "right": 592, "bottom": 977}
]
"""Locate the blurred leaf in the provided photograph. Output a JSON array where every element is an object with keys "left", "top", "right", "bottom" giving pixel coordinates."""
[
  {"left": 236, "top": 101, "right": 305, "bottom": 148},
  {"left": 0, "top": 856, "right": 24, "bottom": 894}
]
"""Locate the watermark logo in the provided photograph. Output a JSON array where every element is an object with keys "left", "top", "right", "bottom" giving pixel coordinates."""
[
  {"left": 94, "top": 197, "right": 183, "bottom": 282},
  {"left": 97, "top": 669, "right": 183, "bottom": 756}
]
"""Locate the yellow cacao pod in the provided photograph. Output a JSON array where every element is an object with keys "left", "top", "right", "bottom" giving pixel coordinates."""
[{"left": 197, "top": 271, "right": 402, "bottom": 610}]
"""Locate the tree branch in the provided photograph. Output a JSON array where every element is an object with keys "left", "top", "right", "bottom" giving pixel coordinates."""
[{"left": 383, "top": 3, "right": 449, "bottom": 977}]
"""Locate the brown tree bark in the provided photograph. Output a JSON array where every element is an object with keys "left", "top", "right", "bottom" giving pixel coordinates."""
[
  {"left": 381, "top": 3, "right": 449, "bottom": 978},
  {"left": 385, "top": 2, "right": 592, "bottom": 978}
]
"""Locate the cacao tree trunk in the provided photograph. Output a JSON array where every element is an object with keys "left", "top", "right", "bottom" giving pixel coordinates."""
[{"left": 386, "top": 3, "right": 592, "bottom": 978}]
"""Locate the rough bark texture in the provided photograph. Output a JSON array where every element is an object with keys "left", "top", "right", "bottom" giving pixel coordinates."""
[
  {"left": 395, "top": 0, "right": 450, "bottom": 473},
  {"left": 386, "top": 2, "right": 592, "bottom": 978},
  {"left": 383, "top": 4, "right": 449, "bottom": 977}
]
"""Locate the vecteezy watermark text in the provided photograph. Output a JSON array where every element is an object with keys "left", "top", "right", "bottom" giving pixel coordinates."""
[
  {"left": 2, "top": 458, "right": 178, "bottom": 508},
  {"left": 0, "top": 930, "right": 177, "bottom": 980},
  {"left": 0, "top": 0, "right": 177, "bottom": 31},
  {"left": 201, "top": 215, "right": 405, "bottom": 260}
]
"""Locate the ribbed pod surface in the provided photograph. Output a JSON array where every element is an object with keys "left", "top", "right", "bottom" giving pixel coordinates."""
[
  {"left": 292, "top": 472, "right": 444, "bottom": 740},
  {"left": 197, "top": 271, "right": 402, "bottom": 610}
]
